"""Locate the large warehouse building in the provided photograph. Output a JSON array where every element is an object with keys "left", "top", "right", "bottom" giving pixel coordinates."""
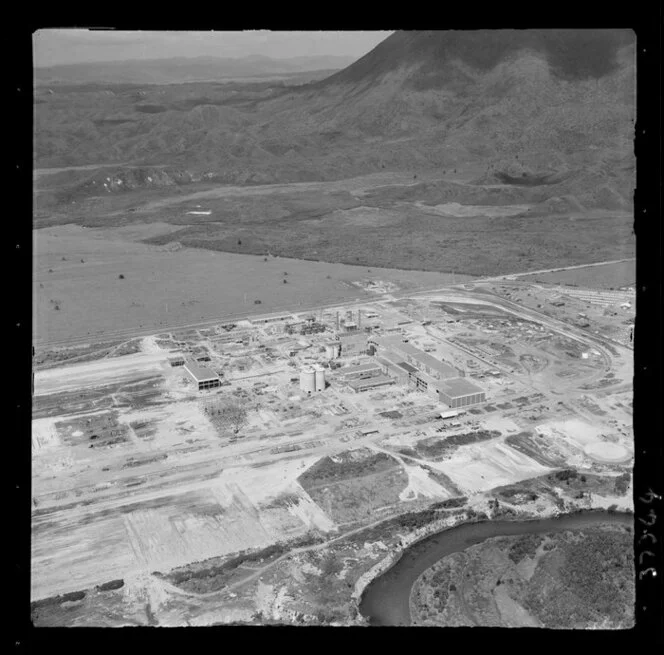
[
  {"left": 371, "top": 336, "right": 460, "bottom": 381},
  {"left": 438, "top": 377, "right": 486, "bottom": 408},
  {"left": 347, "top": 374, "right": 396, "bottom": 393},
  {"left": 368, "top": 335, "right": 485, "bottom": 404},
  {"left": 184, "top": 359, "right": 222, "bottom": 391}
]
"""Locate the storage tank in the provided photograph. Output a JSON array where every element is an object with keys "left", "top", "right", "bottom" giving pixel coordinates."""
[
  {"left": 314, "top": 366, "right": 326, "bottom": 392},
  {"left": 299, "top": 367, "right": 316, "bottom": 394}
]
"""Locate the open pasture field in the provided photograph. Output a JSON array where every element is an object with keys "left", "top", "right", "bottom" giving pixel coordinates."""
[
  {"left": 518, "top": 259, "right": 635, "bottom": 289},
  {"left": 35, "top": 161, "right": 634, "bottom": 282},
  {"left": 34, "top": 224, "right": 469, "bottom": 345}
]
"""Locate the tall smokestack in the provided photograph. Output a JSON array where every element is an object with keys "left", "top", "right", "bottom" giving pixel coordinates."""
[
  {"left": 336, "top": 311, "right": 340, "bottom": 331},
  {"left": 358, "top": 308, "right": 362, "bottom": 330}
]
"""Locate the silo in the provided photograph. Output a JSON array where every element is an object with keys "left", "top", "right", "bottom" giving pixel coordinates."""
[
  {"left": 299, "top": 367, "right": 316, "bottom": 394},
  {"left": 314, "top": 366, "right": 326, "bottom": 392}
]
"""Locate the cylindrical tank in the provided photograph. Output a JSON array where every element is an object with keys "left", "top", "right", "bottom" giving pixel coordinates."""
[
  {"left": 314, "top": 366, "right": 326, "bottom": 392},
  {"left": 299, "top": 367, "right": 316, "bottom": 394}
]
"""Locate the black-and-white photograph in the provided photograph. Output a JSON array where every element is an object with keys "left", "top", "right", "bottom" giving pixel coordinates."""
[{"left": 28, "top": 27, "right": 649, "bottom": 630}]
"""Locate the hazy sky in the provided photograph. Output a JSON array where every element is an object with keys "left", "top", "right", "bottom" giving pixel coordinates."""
[{"left": 33, "top": 30, "right": 392, "bottom": 67}]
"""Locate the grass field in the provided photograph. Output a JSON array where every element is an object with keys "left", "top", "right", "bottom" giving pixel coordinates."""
[
  {"left": 33, "top": 224, "right": 472, "bottom": 345},
  {"left": 35, "top": 162, "right": 634, "bottom": 282},
  {"left": 518, "top": 259, "right": 635, "bottom": 288}
]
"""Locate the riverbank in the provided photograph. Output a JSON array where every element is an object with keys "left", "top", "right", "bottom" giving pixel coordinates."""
[
  {"left": 358, "top": 508, "right": 633, "bottom": 626},
  {"left": 409, "top": 519, "right": 634, "bottom": 628}
]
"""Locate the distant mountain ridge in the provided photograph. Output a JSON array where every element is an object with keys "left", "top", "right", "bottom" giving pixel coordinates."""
[
  {"left": 35, "top": 54, "right": 357, "bottom": 86},
  {"left": 35, "top": 30, "right": 635, "bottom": 213}
]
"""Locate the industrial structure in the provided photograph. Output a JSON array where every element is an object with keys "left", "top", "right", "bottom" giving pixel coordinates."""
[
  {"left": 370, "top": 336, "right": 460, "bottom": 380},
  {"left": 367, "top": 335, "right": 486, "bottom": 405},
  {"left": 347, "top": 375, "right": 395, "bottom": 393},
  {"left": 300, "top": 367, "right": 317, "bottom": 394},
  {"left": 338, "top": 362, "right": 383, "bottom": 381},
  {"left": 337, "top": 331, "right": 368, "bottom": 357},
  {"left": 183, "top": 359, "right": 222, "bottom": 391},
  {"left": 438, "top": 377, "right": 486, "bottom": 408},
  {"left": 324, "top": 342, "right": 341, "bottom": 359},
  {"left": 314, "top": 365, "right": 326, "bottom": 392},
  {"left": 299, "top": 366, "right": 326, "bottom": 394}
]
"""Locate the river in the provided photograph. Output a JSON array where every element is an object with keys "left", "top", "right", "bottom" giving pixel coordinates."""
[{"left": 359, "top": 510, "right": 633, "bottom": 626}]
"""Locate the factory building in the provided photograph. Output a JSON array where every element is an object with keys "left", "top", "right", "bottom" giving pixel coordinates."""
[
  {"left": 184, "top": 359, "right": 222, "bottom": 391},
  {"left": 337, "top": 331, "right": 368, "bottom": 356},
  {"left": 347, "top": 375, "right": 396, "bottom": 393},
  {"left": 438, "top": 377, "right": 486, "bottom": 408},
  {"left": 324, "top": 342, "right": 341, "bottom": 359},
  {"left": 336, "top": 309, "right": 364, "bottom": 332},
  {"left": 370, "top": 336, "right": 460, "bottom": 381},
  {"left": 369, "top": 336, "right": 485, "bottom": 403},
  {"left": 338, "top": 362, "right": 383, "bottom": 381},
  {"left": 376, "top": 357, "right": 410, "bottom": 385}
]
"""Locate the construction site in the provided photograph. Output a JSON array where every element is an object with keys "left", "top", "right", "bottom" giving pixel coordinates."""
[{"left": 31, "top": 278, "right": 634, "bottom": 626}]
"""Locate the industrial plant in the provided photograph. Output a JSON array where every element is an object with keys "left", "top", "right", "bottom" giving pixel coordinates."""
[{"left": 31, "top": 277, "right": 635, "bottom": 629}]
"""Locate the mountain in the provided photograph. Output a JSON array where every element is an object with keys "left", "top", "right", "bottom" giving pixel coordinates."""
[
  {"left": 318, "top": 29, "right": 634, "bottom": 88},
  {"left": 33, "top": 30, "right": 636, "bottom": 277},
  {"left": 34, "top": 30, "right": 635, "bottom": 210},
  {"left": 34, "top": 54, "right": 357, "bottom": 86}
]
